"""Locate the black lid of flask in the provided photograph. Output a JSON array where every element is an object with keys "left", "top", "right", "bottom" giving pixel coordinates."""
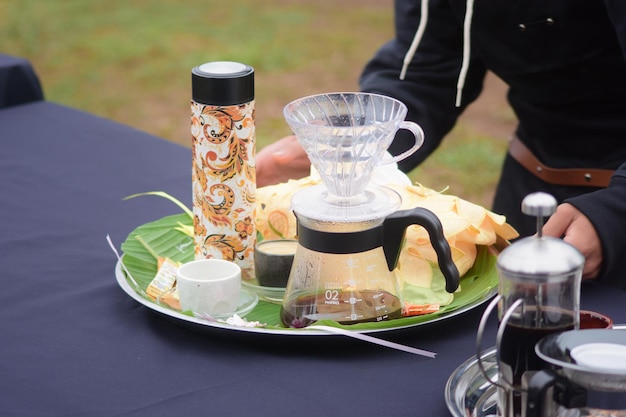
[{"left": 191, "top": 61, "right": 254, "bottom": 106}]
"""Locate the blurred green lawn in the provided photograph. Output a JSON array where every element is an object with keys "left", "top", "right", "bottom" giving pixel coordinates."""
[{"left": 0, "top": 0, "right": 512, "bottom": 208}]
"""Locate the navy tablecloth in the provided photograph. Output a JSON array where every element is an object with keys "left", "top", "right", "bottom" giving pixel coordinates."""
[{"left": 1, "top": 101, "right": 624, "bottom": 417}]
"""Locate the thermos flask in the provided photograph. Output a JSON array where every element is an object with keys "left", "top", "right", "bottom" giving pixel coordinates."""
[{"left": 191, "top": 61, "right": 256, "bottom": 278}]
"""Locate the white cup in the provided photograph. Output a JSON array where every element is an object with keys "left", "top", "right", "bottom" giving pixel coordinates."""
[{"left": 177, "top": 259, "right": 241, "bottom": 316}]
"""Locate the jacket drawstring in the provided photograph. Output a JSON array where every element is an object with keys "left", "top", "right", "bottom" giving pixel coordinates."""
[
  {"left": 456, "top": 0, "right": 475, "bottom": 107},
  {"left": 400, "top": 0, "right": 429, "bottom": 80},
  {"left": 398, "top": 0, "right": 475, "bottom": 108}
]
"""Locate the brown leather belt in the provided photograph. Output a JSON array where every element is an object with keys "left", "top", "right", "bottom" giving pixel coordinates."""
[{"left": 508, "top": 136, "right": 613, "bottom": 188}]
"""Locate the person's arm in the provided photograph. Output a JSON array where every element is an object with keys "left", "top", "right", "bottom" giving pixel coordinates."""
[
  {"left": 543, "top": 163, "right": 626, "bottom": 289},
  {"left": 359, "top": 0, "right": 487, "bottom": 172}
]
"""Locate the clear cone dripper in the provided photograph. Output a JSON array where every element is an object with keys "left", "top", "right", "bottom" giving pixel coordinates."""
[{"left": 283, "top": 92, "right": 424, "bottom": 200}]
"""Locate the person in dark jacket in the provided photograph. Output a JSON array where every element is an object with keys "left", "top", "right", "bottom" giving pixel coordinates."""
[{"left": 256, "top": 0, "right": 626, "bottom": 290}]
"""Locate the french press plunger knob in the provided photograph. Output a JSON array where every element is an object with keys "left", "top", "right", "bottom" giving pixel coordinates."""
[{"left": 521, "top": 192, "right": 556, "bottom": 238}]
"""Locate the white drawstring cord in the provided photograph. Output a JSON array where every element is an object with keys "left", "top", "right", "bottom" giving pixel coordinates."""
[
  {"left": 455, "top": 0, "right": 475, "bottom": 107},
  {"left": 399, "top": 0, "right": 475, "bottom": 108},
  {"left": 400, "top": 0, "right": 429, "bottom": 80}
]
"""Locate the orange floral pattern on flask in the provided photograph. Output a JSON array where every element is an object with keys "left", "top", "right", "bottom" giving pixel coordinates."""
[{"left": 191, "top": 100, "right": 256, "bottom": 276}]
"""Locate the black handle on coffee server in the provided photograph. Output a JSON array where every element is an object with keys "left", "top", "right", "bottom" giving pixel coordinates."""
[{"left": 382, "top": 207, "right": 460, "bottom": 293}]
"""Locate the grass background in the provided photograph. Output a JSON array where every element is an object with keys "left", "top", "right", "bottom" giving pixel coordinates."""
[{"left": 0, "top": 0, "right": 515, "bottom": 208}]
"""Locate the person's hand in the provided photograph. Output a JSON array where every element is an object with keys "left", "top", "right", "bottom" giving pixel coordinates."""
[
  {"left": 256, "top": 135, "right": 311, "bottom": 187},
  {"left": 542, "top": 203, "right": 602, "bottom": 280}
]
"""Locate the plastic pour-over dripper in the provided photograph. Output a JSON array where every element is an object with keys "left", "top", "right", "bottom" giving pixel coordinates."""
[{"left": 284, "top": 92, "right": 423, "bottom": 201}]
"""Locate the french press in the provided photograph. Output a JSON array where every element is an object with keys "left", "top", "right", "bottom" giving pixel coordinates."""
[
  {"left": 279, "top": 93, "right": 460, "bottom": 328},
  {"left": 476, "top": 192, "right": 585, "bottom": 417}
]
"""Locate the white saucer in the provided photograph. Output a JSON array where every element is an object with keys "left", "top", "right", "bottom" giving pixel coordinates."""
[{"left": 570, "top": 342, "right": 626, "bottom": 371}]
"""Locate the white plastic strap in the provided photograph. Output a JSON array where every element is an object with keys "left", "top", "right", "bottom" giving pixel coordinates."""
[{"left": 309, "top": 325, "right": 437, "bottom": 358}]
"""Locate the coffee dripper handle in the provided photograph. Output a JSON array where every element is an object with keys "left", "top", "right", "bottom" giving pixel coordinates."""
[
  {"left": 380, "top": 121, "right": 424, "bottom": 166},
  {"left": 383, "top": 207, "right": 460, "bottom": 293}
]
